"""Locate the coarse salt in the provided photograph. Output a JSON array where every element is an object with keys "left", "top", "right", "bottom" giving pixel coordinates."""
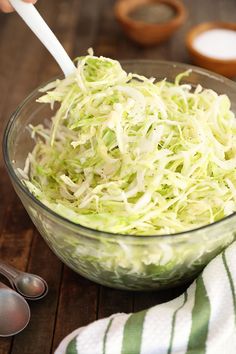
[{"left": 193, "top": 28, "right": 236, "bottom": 60}]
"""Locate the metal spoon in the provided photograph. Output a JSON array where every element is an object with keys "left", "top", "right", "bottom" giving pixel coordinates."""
[
  {"left": 0, "top": 282, "right": 30, "bottom": 337},
  {"left": 9, "top": 0, "right": 76, "bottom": 76},
  {"left": 0, "top": 262, "right": 48, "bottom": 300}
]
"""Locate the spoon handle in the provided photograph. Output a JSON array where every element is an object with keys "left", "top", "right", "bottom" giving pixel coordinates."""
[
  {"left": 0, "top": 262, "right": 19, "bottom": 282},
  {"left": 8, "top": 0, "right": 76, "bottom": 77},
  {"left": 0, "top": 281, "right": 10, "bottom": 290}
]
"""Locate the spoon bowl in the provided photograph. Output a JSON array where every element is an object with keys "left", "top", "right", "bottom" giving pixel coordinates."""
[
  {"left": 0, "top": 282, "right": 30, "bottom": 337},
  {"left": 0, "top": 262, "right": 48, "bottom": 300},
  {"left": 14, "top": 273, "right": 48, "bottom": 299}
]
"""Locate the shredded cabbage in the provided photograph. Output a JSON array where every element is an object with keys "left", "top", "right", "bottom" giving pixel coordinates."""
[{"left": 22, "top": 54, "right": 236, "bottom": 235}]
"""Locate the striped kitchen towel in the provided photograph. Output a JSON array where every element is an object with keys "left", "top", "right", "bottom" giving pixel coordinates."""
[{"left": 55, "top": 241, "right": 236, "bottom": 354}]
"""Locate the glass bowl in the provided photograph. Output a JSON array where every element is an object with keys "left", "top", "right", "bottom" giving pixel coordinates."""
[{"left": 3, "top": 60, "right": 236, "bottom": 291}]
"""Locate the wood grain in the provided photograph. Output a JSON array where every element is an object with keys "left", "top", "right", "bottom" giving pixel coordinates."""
[
  {"left": 10, "top": 232, "right": 62, "bottom": 354},
  {"left": 98, "top": 286, "right": 134, "bottom": 318},
  {"left": 52, "top": 267, "right": 98, "bottom": 352},
  {"left": 0, "top": 1, "right": 235, "bottom": 353}
]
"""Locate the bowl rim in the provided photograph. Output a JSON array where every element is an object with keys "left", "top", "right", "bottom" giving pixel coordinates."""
[
  {"left": 114, "top": 0, "right": 187, "bottom": 29},
  {"left": 186, "top": 21, "right": 236, "bottom": 64},
  {"left": 3, "top": 58, "right": 236, "bottom": 239}
]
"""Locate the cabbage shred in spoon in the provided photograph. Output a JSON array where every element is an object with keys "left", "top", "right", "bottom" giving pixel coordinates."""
[{"left": 9, "top": 0, "right": 76, "bottom": 77}]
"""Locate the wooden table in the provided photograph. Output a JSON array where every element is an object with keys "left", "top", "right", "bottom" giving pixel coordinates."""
[{"left": 0, "top": 0, "right": 235, "bottom": 353}]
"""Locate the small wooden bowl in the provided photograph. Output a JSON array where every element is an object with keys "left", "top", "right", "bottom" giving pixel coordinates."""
[
  {"left": 114, "top": 0, "right": 187, "bottom": 46},
  {"left": 186, "top": 22, "right": 236, "bottom": 78}
]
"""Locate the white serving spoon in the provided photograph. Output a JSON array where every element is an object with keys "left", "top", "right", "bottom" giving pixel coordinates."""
[{"left": 9, "top": 0, "right": 76, "bottom": 77}]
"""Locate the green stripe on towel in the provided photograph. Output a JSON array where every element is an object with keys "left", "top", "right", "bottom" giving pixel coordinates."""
[
  {"left": 186, "top": 275, "right": 211, "bottom": 354},
  {"left": 222, "top": 250, "right": 236, "bottom": 328},
  {"left": 167, "top": 291, "right": 188, "bottom": 354},
  {"left": 66, "top": 338, "right": 77, "bottom": 354},
  {"left": 121, "top": 310, "right": 147, "bottom": 354},
  {"left": 103, "top": 318, "right": 114, "bottom": 354}
]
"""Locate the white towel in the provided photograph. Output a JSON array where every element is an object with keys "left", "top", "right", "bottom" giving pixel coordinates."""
[{"left": 55, "top": 241, "right": 236, "bottom": 354}]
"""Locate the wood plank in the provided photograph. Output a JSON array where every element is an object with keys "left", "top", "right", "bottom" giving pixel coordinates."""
[
  {"left": 0, "top": 230, "right": 33, "bottom": 354},
  {"left": 37, "top": 0, "right": 80, "bottom": 82},
  {"left": 98, "top": 286, "right": 134, "bottom": 318},
  {"left": 0, "top": 1, "right": 65, "bottom": 353},
  {"left": 10, "top": 230, "right": 62, "bottom": 354},
  {"left": 133, "top": 283, "right": 190, "bottom": 312},
  {"left": 4, "top": 1, "right": 100, "bottom": 352},
  {"left": 0, "top": 167, "right": 34, "bottom": 354},
  {"left": 95, "top": 0, "right": 143, "bottom": 60},
  {"left": 0, "top": 228, "right": 33, "bottom": 271},
  {"left": 0, "top": 195, "right": 34, "bottom": 354},
  {"left": 52, "top": 267, "right": 98, "bottom": 353},
  {"left": 0, "top": 168, "right": 15, "bottom": 236},
  {"left": 0, "top": 338, "right": 12, "bottom": 354},
  {"left": 73, "top": 0, "right": 103, "bottom": 57},
  {"left": 0, "top": 1, "right": 235, "bottom": 354},
  {"left": 0, "top": 14, "right": 43, "bottom": 163},
  {"left": 0, "top": 0, "right": 77, "bottom": 164}
]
